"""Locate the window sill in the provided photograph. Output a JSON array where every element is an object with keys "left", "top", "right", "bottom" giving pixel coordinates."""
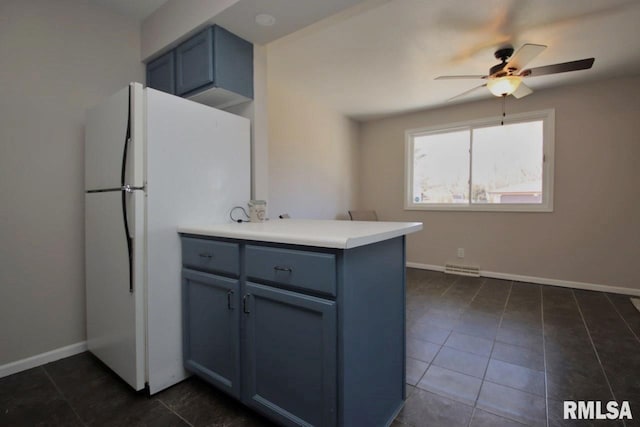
[{"left": 404, "top": 203, "right": 553, "bottom": 213}]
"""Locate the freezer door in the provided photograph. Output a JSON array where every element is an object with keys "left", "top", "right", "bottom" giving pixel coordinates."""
[
  {"left": 85, "top": 190, "right": 145, "bottom": 390},
  {"left": 85, "top": 83, "right": 144, "bottom": 191}
]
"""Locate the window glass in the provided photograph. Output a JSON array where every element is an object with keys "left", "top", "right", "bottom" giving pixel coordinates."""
[
  {"left": 471, "top": 121, "right": 543, "bottom": 204},
  {"left": 405, "top": 110, "right": 554, "bottom": 212},
  {"left": 413, "top": 130, "right": 469, "bottom": 204}
]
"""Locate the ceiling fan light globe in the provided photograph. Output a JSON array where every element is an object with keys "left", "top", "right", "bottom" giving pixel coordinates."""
[{"left": 487, "top": 76, "right": 522, "bottom": 97}]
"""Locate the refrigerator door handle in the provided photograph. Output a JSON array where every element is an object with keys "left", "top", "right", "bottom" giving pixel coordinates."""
[{"left": 121, "top": 85, "right": 134, "bottom": 294}]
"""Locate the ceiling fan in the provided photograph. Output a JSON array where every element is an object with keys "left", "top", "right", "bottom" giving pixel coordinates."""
[{"left": 436, "top": 44, "right": 595, "bottom": 101}]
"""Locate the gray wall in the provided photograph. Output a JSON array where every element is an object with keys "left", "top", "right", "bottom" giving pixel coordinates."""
[
  {"left": 359, "top": 76, "right": 640, "bottom": 293},
  {"left": 267, "top": 76, "right": 360, "bottom": 220},
  {"left": 0, "top": 0, "right": 143, "bottom": 365}
]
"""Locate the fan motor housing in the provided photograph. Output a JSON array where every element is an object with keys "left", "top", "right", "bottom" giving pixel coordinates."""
[
  {"left": 494, "top": 47, "right": 514, "bottom": 61},
  {"left": 490, "top": 63, "right": 507, "bottom": 77},
  {"left": 490, "top": 46, "right": 515, "bottom": 77}
]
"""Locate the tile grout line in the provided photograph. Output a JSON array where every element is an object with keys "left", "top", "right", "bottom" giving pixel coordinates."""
[
  {"left": 571, "top": 290, "right": 623, "bottom": 427},
  {"left": 496, "top": 281, "right": 514, "bottom": 332},
  {"left": 439, "top": 274, "right": 459, "bottom": 297},
  {"left": 408, "top": 275, "right": 446, "bottom": 391},
  {"left": 41, "top": 365, "right": 88, "bottom": 427},
  {"left": 412, "top": 329, "right": 454, "bottom": 391},
  {"left": 604, "top": 293, "right": 640, "bottom": 344},
  {"left": 467, "top": 407, "right": 478, "bottom": 427},
  {"left": 156, "top": 398, "right": 194, "bottom": 427},
  {"left": 402, "top": 274, "right": 457, "bottom": 424},
  {"left": 480, "top": 378, "right": 547, "bottom": 398},
  {"left": 410, "top": 275, "right": 481, "bottom": 392},
  {"left": 468, "top": 277, "right": 488, "bottom": 303},
  {"left": 540, "top": 285, "right": 550, "bottom": 427},
  {"left": 482, "top": 282, "right": 548, "bottom": 427},
  {"left": 470, "top": 281, "right": 545, "bottom": 426},
  {"left": 465, "top": 280, "right": 514, "bottom": 427},
  {"left": 413, "top": 275, "right": 489, "bottom": 425}
]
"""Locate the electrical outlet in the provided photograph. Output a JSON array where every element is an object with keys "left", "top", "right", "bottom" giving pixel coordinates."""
[{"left": 457, "top": 248, "right": 465, "bottom": 258}]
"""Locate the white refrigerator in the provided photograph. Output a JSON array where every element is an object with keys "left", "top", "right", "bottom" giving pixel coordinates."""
[{"left": 84, "top": 82, "right": 250, "bottom": 394}]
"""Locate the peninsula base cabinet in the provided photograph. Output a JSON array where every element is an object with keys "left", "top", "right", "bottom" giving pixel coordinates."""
[{"left": 180, "top": 235, "right": 407, "bottom": 427}]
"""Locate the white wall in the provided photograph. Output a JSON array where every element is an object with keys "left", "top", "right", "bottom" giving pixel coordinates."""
[
  {"left": 224, "top": 44, "right": 269, "bottom": 201},
  {"left": 267, "top": 77, "right": 360, "bottom": 220},
  {"left": 0, "top": 0, "right": 143, "bottom": 365},
  {"left": 359, "top": 76, "right": 640, "bottom": 293},
  {"left": 141, "top": 0, "right": 239, "bottom": 60}
]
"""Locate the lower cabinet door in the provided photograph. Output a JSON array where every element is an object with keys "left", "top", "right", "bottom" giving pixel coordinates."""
[
  {"left": 243, "top": 282, "right": 337, "bottom": 427},
  {"left": 182, "top": 269, "right": 240, "bottom": 398}
]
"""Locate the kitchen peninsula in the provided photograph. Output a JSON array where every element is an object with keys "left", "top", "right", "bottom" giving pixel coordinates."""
[{"left": 178, "top": 219, "right": 422, "bottom": 427}]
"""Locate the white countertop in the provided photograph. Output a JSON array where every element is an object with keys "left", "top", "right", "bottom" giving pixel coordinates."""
[{"left": 178, "top": 219, "right": 422, "bottom": 249}]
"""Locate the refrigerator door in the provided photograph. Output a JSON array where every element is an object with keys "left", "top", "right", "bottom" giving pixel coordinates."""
[
  {"left": 85, "top": 190, "right": 145, "bottom": 390},
  {"left": 85, "top": 84, "right": 144, "bottom": 191},
  {"left": 84, "top": 83, "right": 146, "bottom": 391},
  {"left": 144, "top": 89, "right": 250, "bottom": 394}
]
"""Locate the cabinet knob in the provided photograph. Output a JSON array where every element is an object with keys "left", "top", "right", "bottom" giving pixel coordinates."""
[
  {"left": 198, "top": 253, "right": 213, "bottom": 259},
  {"left": 243, "top": 294, "right": 251, "bottom": 314},
  {"left": 274, "top": 266, "right": 292, "bottom": 273},
  {"left": 227, "top": 290, "right": 234, "bottom": 310}
]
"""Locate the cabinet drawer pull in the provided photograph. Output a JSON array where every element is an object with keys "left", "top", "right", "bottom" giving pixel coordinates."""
[
  {"left": 273, "top": 266, "right": 293, "bottom": 273},
  {"left": 243, "top": 294, "right": 251, "bottom": 314},
  {"left": 227, "top": 290, "right": 234, "bottom": 310},
  {"left": 198, "top": 253, "right": 213, "bottom": 259}
]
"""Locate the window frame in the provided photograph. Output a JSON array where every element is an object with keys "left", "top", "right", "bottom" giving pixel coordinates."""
[{"left": 404, "top": 109, "right": 555, "bottom": 212}]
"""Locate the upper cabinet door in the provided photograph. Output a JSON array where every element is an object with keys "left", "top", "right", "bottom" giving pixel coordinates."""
[
  {"left": 146, "top": 51, "right": 175, "bottom": 95},
  {"left": 175, "top": 28, "right": 214, "bottom": 96},
  {"left": 213, "top": 26, "right": 253, "bottom": 100}
]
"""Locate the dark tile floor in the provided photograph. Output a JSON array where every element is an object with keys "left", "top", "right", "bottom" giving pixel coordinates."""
[
  {"left": 1, "top": 268, "right": 639, "bottom": 426},
  {"left": 397, "top": 269, "right": 640, "bottom": 427}
]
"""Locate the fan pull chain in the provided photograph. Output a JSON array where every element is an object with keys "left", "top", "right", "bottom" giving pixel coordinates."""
[{"left": 501, "top": 94, "right": 506, "bottom": 126}]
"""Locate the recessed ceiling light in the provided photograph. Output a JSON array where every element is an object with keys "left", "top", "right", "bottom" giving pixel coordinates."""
[{"left": 255, "top": 14, "right": 276, "bottom": 26}]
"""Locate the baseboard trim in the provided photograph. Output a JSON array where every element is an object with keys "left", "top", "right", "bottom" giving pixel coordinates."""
[
  {"left": 0, "top": 341, "right": 87, "bottom": 379},
  {"left": 407, "top": 262, "right": 445, "bottom": 272},
  {"left": 406, "top": 262, "right": 640, "bottom": 297}
]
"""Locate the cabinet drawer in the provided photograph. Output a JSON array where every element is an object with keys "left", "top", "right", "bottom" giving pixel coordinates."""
[
  {"left": 182, "top": 237, "right": 239, "bottom": 276},
  {"left": 246, "top": 246, "right": 336, "bottom": 297}
]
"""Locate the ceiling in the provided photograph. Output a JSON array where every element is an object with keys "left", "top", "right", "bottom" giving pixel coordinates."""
[
  {"left": 210, "top": 0, "right": 366, "bottom": 45},
  {"left": 267, "top": 0, "right": 640, "bottom": 120},
  {"left": 90, "top": 0, "right": 640, "bottom": 121},
  {"left": 89, "top": 0, "right": 169, "bottom": 20}
]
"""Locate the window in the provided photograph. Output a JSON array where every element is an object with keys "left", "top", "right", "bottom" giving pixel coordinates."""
[{"left": 405, "top": 109, "right": 554, "bottom": 212}]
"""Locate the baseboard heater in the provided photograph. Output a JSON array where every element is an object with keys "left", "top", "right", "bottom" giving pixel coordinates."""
[{"left": 444, "top": 263, "right": 480, "bottom": 277}]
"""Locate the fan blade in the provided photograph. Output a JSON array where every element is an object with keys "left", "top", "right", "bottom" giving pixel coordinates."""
[
  {"left": 506, "top": 43, "right": 547, "bottom": 71},
  {"left": 447, "top": 84, "right": 487, "bottom": 102},
  {"left": 521, "top": 58, "right": 594, "bottom": 77},
  {"left": 435, "top": 75, "right": 487, "bottom": 80},
  {"left": 512, "top": 82, "right": 533, "bottom": 99}
]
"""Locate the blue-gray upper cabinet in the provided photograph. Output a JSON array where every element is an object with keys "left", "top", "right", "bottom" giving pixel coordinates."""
[
  {"left": 146, "top": 50, "right": 175, "bottom": 95},
  {"left": 175, "top": 26, "right": 253, "bottom": 104},
  {"left": 182, "top": 269, "right": 241, "bottom": 399},
  {"left": 243, "top": 282, "right": 336, "bottom": 427}
]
